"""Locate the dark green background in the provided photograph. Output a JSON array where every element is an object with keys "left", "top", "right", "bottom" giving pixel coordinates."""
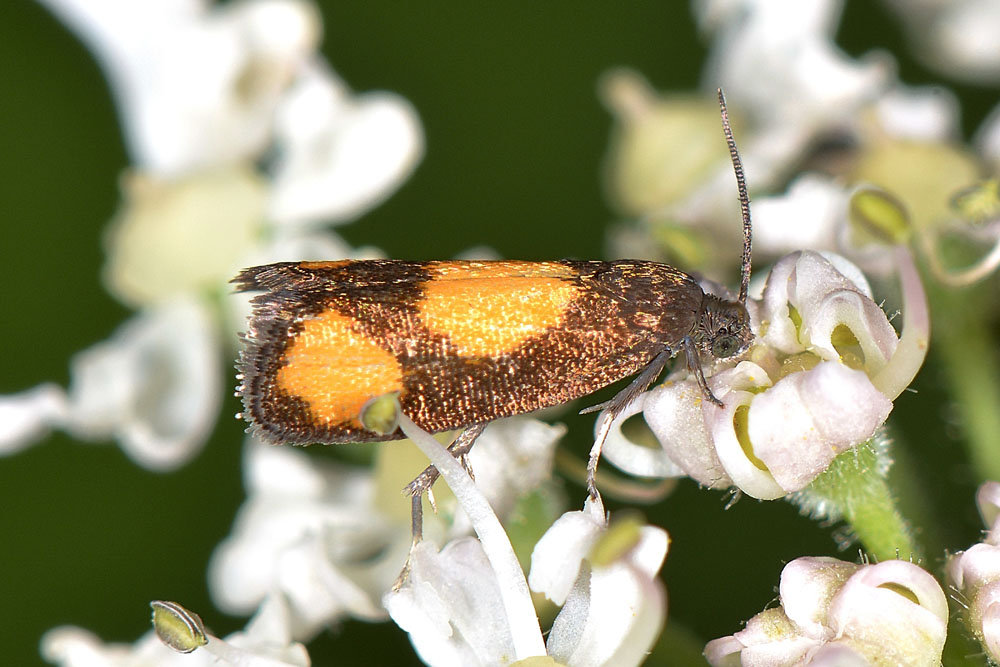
[{"left": 1, "top": 2, "right": 993, "bottom": 665}]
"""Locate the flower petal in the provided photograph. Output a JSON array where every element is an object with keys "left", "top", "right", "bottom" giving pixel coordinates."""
[
  {"left": 40, "top": 0, "right": 322, "bottom": 173},
  {"left": 65, "top": 298, "right": 221, "bottom": 470},
  {"left": 385, "top": 538, "right": 519, "bottom": 667},
  {"left": 528, "top": 499, "right": 606, "bottom": 606},
  {"left": 600, "top": 392, "right": 688, "bottom": 479},
  {"left": 746, "top": 361, "right": 891, "bottom": 493},
  {"left": 642, "top": 379, "right": 732, "bottom": 490},
  {"left": 268, "top": 61, "right": 424, "bottom": 226},
  {"left": 778, "top": 556, "right": 858, "bottom": 640},
  {"left": 827, "top": 560, "right": 947, "bottom": 665},
  {"left": 0, "top": 384, "right": 68, "bottom": 455}
]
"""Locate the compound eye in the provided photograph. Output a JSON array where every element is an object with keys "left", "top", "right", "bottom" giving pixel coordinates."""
[{"left": 712, "top": 334, "right": 740, "bottom": 359}]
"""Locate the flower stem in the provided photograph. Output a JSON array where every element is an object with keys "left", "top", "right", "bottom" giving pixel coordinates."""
[
  {"left": 929, "top": 280, "right": 1000, "bottom": 482},
  {"left": 397, "top": 414, "right": 547, "bottom": 659},
  {"left": 792, "top": 437, "right": 920, "bottom": 562}
]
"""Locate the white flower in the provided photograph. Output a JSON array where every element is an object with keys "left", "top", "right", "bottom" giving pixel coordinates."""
[
  {"left": 386, "top": 498, "right": 669, "bottom": 667},
  {"left": 695, "top": 0, "right": 891, "bottom": 187},
  {"left": 882, "top": 0, "right": 1000, "bottom": 84},
  {"left": 37, "top": 0, "right": 322, "bottom": 176},
  {"left": 268, "top": 60, "right": 424, "bottom": 228},
  {"left": 42, "top": 595, "right": 310, "bottom": 666},
  {"left": 0, "top": 297, "right": 219, "bottom": 470},
  {"left": 946, "top": 481, "right": 1000, "bottom": 663},
  {"left": 705, "top": 556, "right": 948, "bottom": 666},
  {"left": 208, "top": 436, "right": 410, "bottom": 639},
  {"left": 602, "top": 250, "right": 928, "bottom": 499},
  {"left": 531, "top": 499, "right": 669, "bottom": 667},
  {"left": 385, "top": 414, "right": 667, "bottom": 667}
]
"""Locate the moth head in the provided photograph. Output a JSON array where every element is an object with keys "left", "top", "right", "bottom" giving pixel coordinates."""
[{"left": 695, "top": 293, "right": 753, "bottom": 362}]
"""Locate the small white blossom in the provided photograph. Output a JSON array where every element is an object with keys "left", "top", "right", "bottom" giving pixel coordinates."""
[
  {"left": 882, "top": 0, "right": 1000, "bottom": 84},
  {"left": 37, "top": 0, "right": 322, "bottom": 176},
  {"left": 0, "top": 297, "right": 219, "bottom": 470},
  {"left": 43, "top": 594, "right": 310, "bottom": 666},
  {"left": 603, "top": 250, "right": 928, "bottom": 499},
  {"left": 696, "top": 0, "right": 891, "bottom": 186},
  {"left": 705, "top": 556, "right": 948, "bottom": 666},
  {"left": 946, "top": 481, "right": 1000, "bottom": 663},
  {"left": 531, "top": 499, "right": 669, "bottom": 667},
  {"left": 209, "top": 437, "right": 409, "bottom": 638},
  {"left": 268, "top": 61, "right": 424, "bottom": 228},
  {"left": 385, "top": 415, "right": 667, "bottom": 667},
  {"left": 387, "top": 497, "right": 668, "bottom": 667}
]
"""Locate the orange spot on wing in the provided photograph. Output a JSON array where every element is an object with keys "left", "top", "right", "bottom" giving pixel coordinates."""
[
  {"left": 298, "top": 260, "right": 353, "bottom": 270},
  {"left": 276, "top": 308, "right": 402, "bottom": 429},
  {"left": 419, "top": 262, "right": 580, "bottom": 357}
]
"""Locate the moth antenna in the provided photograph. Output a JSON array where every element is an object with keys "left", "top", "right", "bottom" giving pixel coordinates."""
[{"left": 717, "top": 88, "right": 752, "bottom": 305}]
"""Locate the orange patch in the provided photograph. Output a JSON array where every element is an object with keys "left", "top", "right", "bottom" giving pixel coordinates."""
[
  {"left": 276, "top": 308, "right": 402, "bottom": 428},
  {"left": 426, "top": 260, "right": 576, "bottom": 281},
  {"left": 298, "top": 260, "right": 353, "bottom": 270},
  {"left": 419, "top": 262, "right": 579, "bottom": 357}
]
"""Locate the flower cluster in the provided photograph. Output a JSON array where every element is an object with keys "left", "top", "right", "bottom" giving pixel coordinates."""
[
  {"left": 704, "top": 556, "right": 948, "bottom": 665},
  {"left": 2, "top": 0, "right": 422, "bottom": 470},
  {"left": 602, "top": 249, "right": 927, "bottom": 500}
]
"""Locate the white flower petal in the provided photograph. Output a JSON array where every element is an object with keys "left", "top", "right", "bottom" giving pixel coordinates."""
[
  {"left": 385, "top": 538, "right": 519, "bottom": 667},
  {"left": 806, "top": 643, "right": 871, "bottom": 667},
  {"left": 927, "top": 0, "right": 1000, "bottom": 83},
  {"left": 874, "top": 85, "right": 960, "bottom": 142},
  {"left": 778, "top": 556, "right": 858, "bottom": 640},
  {"left": 41, "top": 0, "right": 322, "bottom": 174},
  {"left": 642, "top": 379, "right": 732, "bottom": 489},
  {"left": 753, "top": 175, "right": 846, "bottom": 257},
  {"left": 746, "top": 361, "right": 891, "bottom": 493},
  {"left": 706, "top": 389, "right": 785, "bottom": 500},
  {"left": 698, "top": 0, "right": 890, "bottom": 187},
  {"left": 827, "top": 560, "right": 947, "bottom": 665},
  {"left": 708, "top": 607, "right": 821, "bottom": 667},
  {"left": 65, "top": 298, "right": 220, "bottom": 470},
  {"left": 274, "top": 535, "right": 389, "bottom": 638},
  {"left": 269, "top": 61, "right": 424, "bottom": 226},
  {"left": 977, "top": 480, "right": 1000, "bottom": 542},
  {"left": 802, "top": 289, "right": 898, "bottom": 373},
  {"left": 602, "top": 392, "right": 688, "bottom": 479},
  {"left": 528, "top": 499, "right": 606, "bottom": 606},
  {"left": 209, "top": 437, "right": 408, "bottom": 630},
  {"left": 0, "top": 383, "right": 68, "bottom": 455},
  {"left": 104, "top": 167, "right": 267, "bottom": 307},
  {"left": 947, "top": 543, "right": 1000, "bottom": 599},
  {"left": 546, "top": 557, "right": 665, "bottom": 667}
]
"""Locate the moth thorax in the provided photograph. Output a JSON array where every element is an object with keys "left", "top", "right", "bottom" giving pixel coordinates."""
[{"left": 695, "top": 293, "right": 753, "bottom": 361}]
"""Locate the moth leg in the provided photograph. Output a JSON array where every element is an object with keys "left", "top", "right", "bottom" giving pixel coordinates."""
[
  {"left": 681, "top": 335, "right": 724, "bottom": 407},
  {"left": 403, "top": 423, "right": 487, "bottom": 542},
  {"left": 394, "top": 423, "right": 486, "bottom": 590},
  {"left": 585, "top": 349, "right": 672, "bottom": 500}
]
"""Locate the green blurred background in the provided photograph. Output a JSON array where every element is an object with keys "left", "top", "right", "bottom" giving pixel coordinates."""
[{"left": 1, "top": 2, "right": 996, "bottom": 665}]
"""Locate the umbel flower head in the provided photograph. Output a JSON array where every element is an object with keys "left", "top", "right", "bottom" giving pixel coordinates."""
[
  {"left": 383, "top": 412, "right": 669, "bottom": 667},
  {"left": 602, "top": 248, "right": 928, "bottom": 499},
  {"left": 705, "top": 556, "right": 948, "bottom": 666}
]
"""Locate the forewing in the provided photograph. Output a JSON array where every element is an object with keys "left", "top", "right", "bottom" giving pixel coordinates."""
[{"left": 234, "top": 260, "right": 701, "bottom": 443}]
